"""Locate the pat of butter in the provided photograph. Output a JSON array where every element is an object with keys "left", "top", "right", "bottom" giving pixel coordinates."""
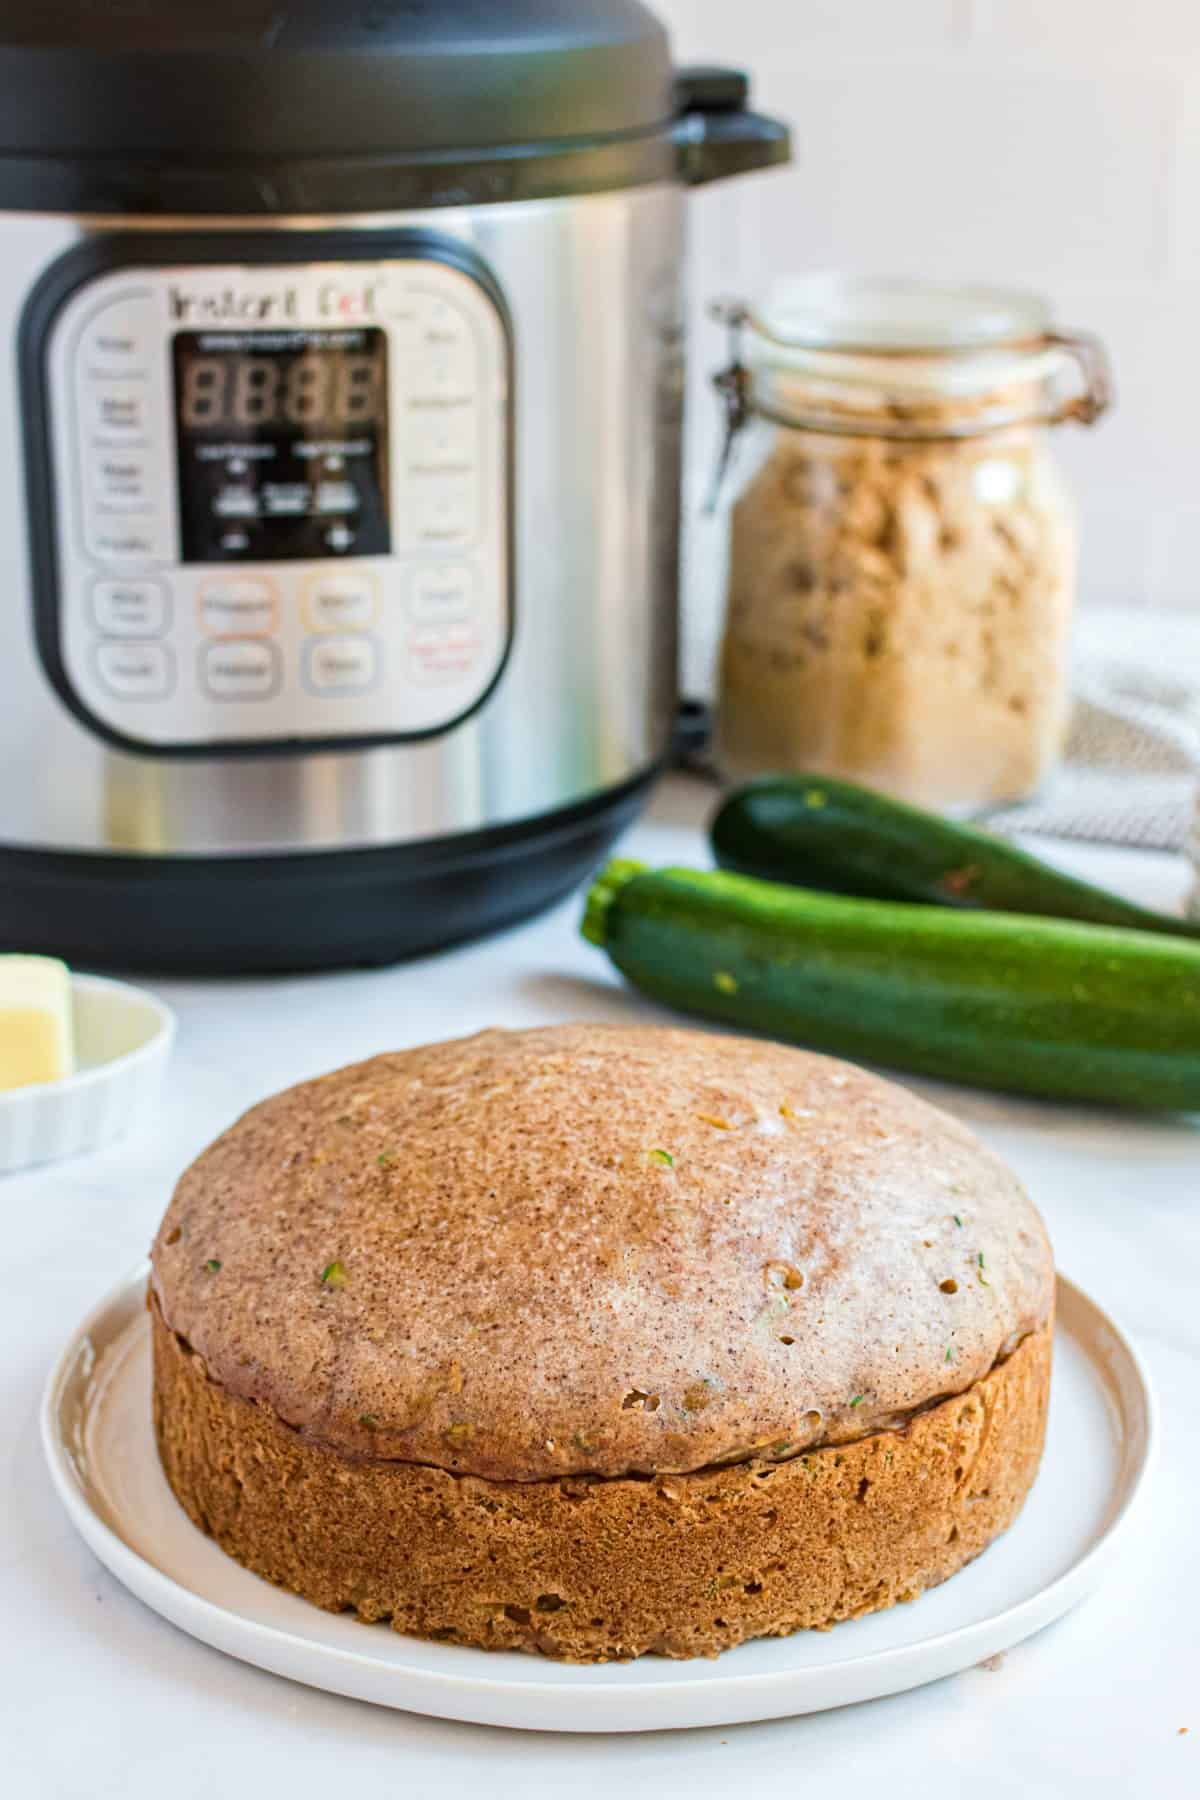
[{"left": 0, "top": 955, "right": 74, "bottom": 1091}]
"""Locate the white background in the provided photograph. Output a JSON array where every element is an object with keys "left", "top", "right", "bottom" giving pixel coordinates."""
[{"left": 659, "top": 0, "right": 1200, "bottom": 687}]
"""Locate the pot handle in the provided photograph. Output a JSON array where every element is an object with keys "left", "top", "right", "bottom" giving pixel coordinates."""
[{"left": 672, "top": 67, "right": 792, "bottom": 186}]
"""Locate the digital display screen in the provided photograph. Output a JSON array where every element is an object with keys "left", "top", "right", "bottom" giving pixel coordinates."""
[{"left": 172, "top": 327, "right": 389, "bottom": 563}]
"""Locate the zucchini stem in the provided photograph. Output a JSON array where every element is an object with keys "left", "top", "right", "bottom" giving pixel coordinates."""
[{"left": 581, "top": 859, "right": 647, "bottom": 947}]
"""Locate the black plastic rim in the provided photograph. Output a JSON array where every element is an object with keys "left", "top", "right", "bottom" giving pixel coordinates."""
[
  {"left": 0, "top": 765, "right": 660, "bottom": 974},
  {"left": 0, "top": 127, "right": 682, "bottom": 217},
  {"left": 0, "top": 106, "right": 792, "bottom": 214}
]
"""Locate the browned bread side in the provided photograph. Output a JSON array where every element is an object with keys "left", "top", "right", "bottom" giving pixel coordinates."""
[{"left": 152, "top": 1294, "right": 1052, "bottom": 1663}]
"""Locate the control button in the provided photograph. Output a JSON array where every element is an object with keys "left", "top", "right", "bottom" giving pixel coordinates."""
[
  {"left": 407, "top": 622, "right": 481, "bottom": 685},
  {"left": 402, "top": 305, "right": 476, "bottom": 403},
  {"left": 406, "top": 562, "right": 476, "bottom": 625},
  {"left": 198, "top": 577, "right": 278, "bottom": 638},
  {"left": 90, "top": 578, "right": 169, "bottom": 638},
  {"left": 214, "top": 488, "right": 259, "bottom": 520},
  {"left": 92, "top": 641, "right": 174, "bottom": 701},
  {"left": 90, "top": 449, "right": 153, "bottom": 508},
  {"left": 262, "top": 482, "right": 311, "bottom": 518},
  {"left": 314, "top": 479, "right": 359, "bottom": 516},
  {"left": 79, "top": 327, "right": 146, "bottom": 376},
  {"left": 423, "top": 344, "right": 474, "bottom": 391},
  {"left": 412, "top": 480, "right": 476, "bottom": 546},
  {"left": 303, "top": 572, "right": 379, "bottom": 632},
  {"left": 303, "top": 635, "right": 378, "bottom": 695},
  {"left": 201, "top": 639, "right": 280, "bottom": 701},
  {"left": 85, "top": 328, "right": 141, "bottom": 361},
  {"left": 420, "top": 297, "right": 472, "bottom": 342},
  {"left": 404, "top": 355, "right": 475, "bottom": 406},
  {"left": 83, "top": 383, "right": 149, "bottom": 438},
  {"left": 87, "top": 520, "right": 161, "bottom": 561},
  {"left": 406, "top": 410, "right": 475, "bottom": 474},
  {"left": 77, "top": 291, "right": 154, "bottom": 376}
]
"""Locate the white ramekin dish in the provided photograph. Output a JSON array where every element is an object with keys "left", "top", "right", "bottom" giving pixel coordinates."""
[{"left": 0, "top": 973, "right": 175, "bottom": 1173}]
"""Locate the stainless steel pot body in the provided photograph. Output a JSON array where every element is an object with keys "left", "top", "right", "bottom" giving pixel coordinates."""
[{"left": 0, "top": 186, "right": 683, "bottom": 856}]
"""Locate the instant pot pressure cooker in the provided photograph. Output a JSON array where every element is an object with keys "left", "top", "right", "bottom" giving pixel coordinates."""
[{"left": 0, "top": 1, "right": 788, "bottom": 970}]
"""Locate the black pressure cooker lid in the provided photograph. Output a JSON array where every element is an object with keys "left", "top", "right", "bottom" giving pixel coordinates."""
[{"left": 0, "top": 1, "right": 789, "bottom": 214}]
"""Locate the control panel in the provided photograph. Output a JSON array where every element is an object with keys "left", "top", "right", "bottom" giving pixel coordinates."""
[{"left": 25, "top": 239, "right": 511, "bottom": 753}]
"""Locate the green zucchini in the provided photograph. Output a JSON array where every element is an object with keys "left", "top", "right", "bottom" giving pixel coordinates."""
[
  {"left": 711, "top": 774, "right": 1200, "bottom": 940},
  {"left": 582, "top": 858, "right": 1200, "bottom": 1111}
]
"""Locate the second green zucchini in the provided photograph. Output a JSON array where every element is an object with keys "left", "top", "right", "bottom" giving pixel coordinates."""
[{"left": 711, "top": 773, "right": 1200, "bottom": 940}]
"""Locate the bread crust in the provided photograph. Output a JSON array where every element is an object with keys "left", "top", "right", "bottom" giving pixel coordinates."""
[
  {"left": 152, "top": 1295, "right": 1052, "bottom": 1663},
  {"left": 149, "top": 1025, "right": 1053, "bottom": 1483}
]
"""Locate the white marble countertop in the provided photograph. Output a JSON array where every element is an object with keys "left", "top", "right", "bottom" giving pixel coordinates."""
[{"left": 4, "top": 775, "right": 1198, "bottom": 1797}]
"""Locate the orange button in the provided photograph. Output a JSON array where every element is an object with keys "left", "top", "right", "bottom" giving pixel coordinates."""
[{"left": 197, "top": 577, "right": 278, "bottom": 638}]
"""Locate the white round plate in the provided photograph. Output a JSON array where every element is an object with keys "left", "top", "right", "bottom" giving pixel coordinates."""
[{"left": 42, "top": 1267, "right": 1153, "bottom": 1734}]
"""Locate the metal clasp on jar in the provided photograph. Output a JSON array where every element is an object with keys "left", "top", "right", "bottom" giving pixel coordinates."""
[
  {"left": 703, "top": 298, "right": 756, "bottom": 513},
  {"left": 704, "top": 295, "right": 1113, "bottom": 509}
]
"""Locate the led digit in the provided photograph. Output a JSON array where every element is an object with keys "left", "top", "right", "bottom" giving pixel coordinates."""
[
  {"left": 333, "top": 355, "right": 381, "bottom": 424},
  {"left": 231, "top": 358, "right": 282, "bottom": 426},
  {"left": 284, "top": 356, "right": 329, "bottom": 425},
  {"left": 180, "top": 356, "right": 227, "bottom": 427}
]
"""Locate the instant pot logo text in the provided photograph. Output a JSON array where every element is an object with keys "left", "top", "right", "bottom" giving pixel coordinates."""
[{"left": 168, "top": 281, "right": 381, "bottom": 322}]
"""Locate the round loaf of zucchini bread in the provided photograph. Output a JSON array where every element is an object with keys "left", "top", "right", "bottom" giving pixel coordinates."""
[{"left": 150, "top": 1022, "right": 1053, "bottom": 1661}]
